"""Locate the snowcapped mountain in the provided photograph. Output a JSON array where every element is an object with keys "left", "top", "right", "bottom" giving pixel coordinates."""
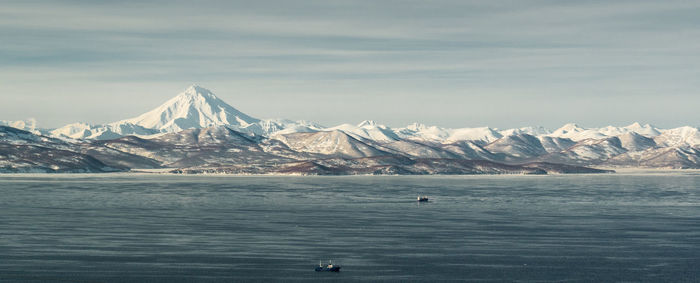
[
  {"left": 1, "top": 84, "right": 699, "bottom": 171},
  {"left": 328, "top": 120, "right": 400, "bottom": 142},
  {"left": 2, "top": 125, "right": 612, "bottom": 174},
  {"left": 0, "top": 125, "right": 62, "bottom": 146},
  {"left": 274, "top": 130, "right": 389, "bottom": 158},
  {"left": 394, "top": 123, "right": 450, "bottom": 141},
  {"left": 548, "top": 123, "right": 607, "bottom": 141},
  {"left": 599, "top": 123, "right": 661, "bottom": 138},
  {"left": 51, "top": 122, "right": 158, "bottom": 140},
  {"left": 0, "top": 126, "right": 117, "bottom": 173},
  {"left": 547, "top": 122, "right": 664, "bottom": 141},
  {"left": 394, "top": 123, "right": 502, "bottom": 144},
  {"left": 254, "top": 119, "right": 324, "bottom": 135},
  {"left": 441, "top": 140, "right": 499, "bottom": 160},
  {"left": 120, "top": 85, "right": 259, "bottom": 132},
  {"left": 546, "top": 137, "right": 628, "bottom": 164},
  {"left": 617, "top": 132, "right": 656, "bottom": 152},
  {"left": 499, "top": 126, "right": 550, "bottom": 137},
  {"left": 52, "top": 85, "right": 260, "bottom": 139},
  {"left": 0, "top": 119, "right": 41, "bottom": 135},
  {"left": 50, "top": 85, "right": 325, "bottom": 140},
  {"left": 537, "top": 136, "right": 577, "bottom": 153},
  {"left": 653, "top": 126, "right": 700, "bottom": 147},
  {"left": 485, "top": 133, "right": 548, "bottom": 161},
  {"left": 446, "top": 127, "right": 503, "bottom": 143},
  {"left": 41, "top": 84, "right": 687, "bottom": 148},
  {"left": 606, "top": 146, "right": 700, "bottom": 169}
]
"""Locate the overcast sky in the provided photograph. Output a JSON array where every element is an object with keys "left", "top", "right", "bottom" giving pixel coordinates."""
[{"left": 2, "top": 0, "right": 699, "bottom": 129}]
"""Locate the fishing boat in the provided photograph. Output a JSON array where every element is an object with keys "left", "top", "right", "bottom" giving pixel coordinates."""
[
  {"left": 417, "top": 195, "right": 429, "bottom": 202},
  {"left": 315, "top": 260, "right": 341, "bottom": 272}
]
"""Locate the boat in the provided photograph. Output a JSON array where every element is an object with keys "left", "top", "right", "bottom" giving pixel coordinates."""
[
  {"left": 417, "top": 195, "right": 429, "bottom": 202},
  {"left": 315, "top": 260, "right": 341, "bottom": 272}
]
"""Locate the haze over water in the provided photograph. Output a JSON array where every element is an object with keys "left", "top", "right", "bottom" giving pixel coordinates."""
[{"left": 1, "top": 173, "right": 699, "bottom": 282}]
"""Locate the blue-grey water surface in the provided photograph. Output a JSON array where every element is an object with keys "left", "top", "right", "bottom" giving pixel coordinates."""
[{"left": 1, "top": 173, "right": 700, "bottom": 282}]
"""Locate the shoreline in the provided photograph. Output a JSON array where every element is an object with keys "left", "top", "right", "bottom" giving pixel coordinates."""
[{"left": 2, "top": 167, "right": 699, "bottom": 177}]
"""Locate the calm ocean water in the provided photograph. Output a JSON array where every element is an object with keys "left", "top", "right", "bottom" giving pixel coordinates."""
[{"left": 1, "top": 173, "right": 699, "bottom": 282}]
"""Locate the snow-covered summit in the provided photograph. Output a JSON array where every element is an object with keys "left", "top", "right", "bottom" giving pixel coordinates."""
[
  {"left": 622, "top": 122, "right": 661, "bottom": 137},
  {"left": 328, "top": 120, "right": 399, "bottom": 142},
  {"left": 357, "top": 120, "right": 378, "bottom": 128},
  {"left": 0, "top": 119, "right": 40, "bottom": 135},
  {"left": 549, "top": 123, "right": 610, "bottom": 141},
  {"left": 546, "top": 122, "right": 664, "bottom": 141},
  {"left": 395, "top": 123, "right": 502, "bottom": 144},
  {"left": 119, "top": 85, "right": 259, "bottom": 133},
  {"left": 50, "top": 85, "right": 264, "bottom": 139},
  {"left": 498, "top": 126, "right": 550, "bottom": 137},
  {"left": 551, "top": 123, "right": 585, "bottom": 136},
  {"left": 654, "top": 126, "right": 700, "bottom": 147}
]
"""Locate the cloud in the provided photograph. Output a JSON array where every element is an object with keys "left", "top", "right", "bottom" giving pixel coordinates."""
[{"left": 1, "top": 0, "right": 699, "bottom": 128}]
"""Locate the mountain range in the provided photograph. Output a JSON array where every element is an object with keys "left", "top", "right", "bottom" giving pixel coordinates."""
[{"left": 1, "top": 85, "right": 698, "bottom": 174}]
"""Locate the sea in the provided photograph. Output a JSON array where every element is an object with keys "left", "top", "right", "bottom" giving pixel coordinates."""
[{"left": 1, "top": 172, "right": 699, "bottom": 282}]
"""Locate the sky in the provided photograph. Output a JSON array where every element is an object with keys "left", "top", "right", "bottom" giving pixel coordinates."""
[{"left": 1, "top": 0, "right": 699, "bottom": 129}]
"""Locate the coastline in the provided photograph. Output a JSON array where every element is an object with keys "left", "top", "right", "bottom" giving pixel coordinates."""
[{"left": 4, "top": 166, "right": 700, "bottom": 177}]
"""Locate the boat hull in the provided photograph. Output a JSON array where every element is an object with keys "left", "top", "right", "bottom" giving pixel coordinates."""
[{"left": 315, "top": 266, "right": 341, "bottom": 272}]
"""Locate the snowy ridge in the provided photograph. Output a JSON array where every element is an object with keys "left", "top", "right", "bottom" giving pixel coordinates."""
[
  {"left": 328, "top": 120, "right": 400, "bottom": 142},
  {"left": 274, "top": 130, "right": 388, "bottom": 158},
  {"left": 1, "top": 85, "right": 699, "bottom": 169},
  {"left": 653, "top": 126, "right": 700, "bottom": 147},
  {"left": 393, "top": 123, "right": 502, "bottom": 144},
  {"left": 50, "top": 122, "right": 158, "bottom": 140},
  {"left": 38, "top": 85, "right": 699, "bottom": 147},
  {"left": 0, "top": 119, "right": 41, "bottom": 135},
  {"left": 547, "top": 122, "right": 663, "bottom": 141}
]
